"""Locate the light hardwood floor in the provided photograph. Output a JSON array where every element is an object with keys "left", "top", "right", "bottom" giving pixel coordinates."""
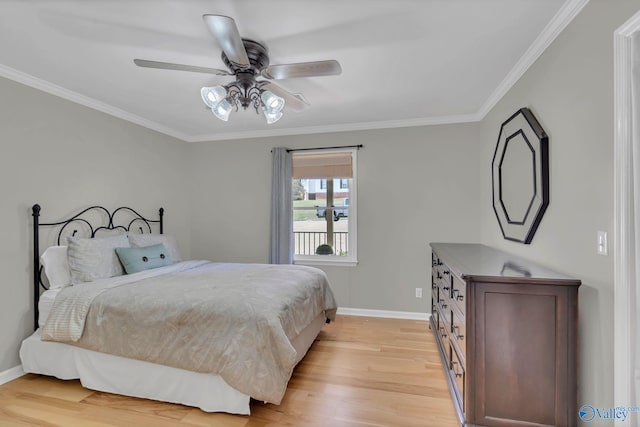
[{"left": 0, "top": 316, "right": 459, "bottom": 426}]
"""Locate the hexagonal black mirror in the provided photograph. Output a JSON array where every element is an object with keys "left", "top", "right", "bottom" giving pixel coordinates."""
[{"left": 492, "top": 108, "right": 549, "bottom": 244}]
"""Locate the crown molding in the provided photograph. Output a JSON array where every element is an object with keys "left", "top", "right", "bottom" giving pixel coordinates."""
[
  {"left": 0, "top": 0, "right": 588, "bottom": 143},
  {"left": 476, "top": 0, "right": 590, "bottom": 120},
  {"left": 0, "top": 64, "right": 191, "bottom": 142},
  {"left": 187, "top": 112, "right": 482, "bottom": 142}
]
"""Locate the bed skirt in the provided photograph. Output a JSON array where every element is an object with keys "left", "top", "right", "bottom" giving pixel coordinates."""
[{"left": 20, "top": 311, "right": 328, "bottom": 414}]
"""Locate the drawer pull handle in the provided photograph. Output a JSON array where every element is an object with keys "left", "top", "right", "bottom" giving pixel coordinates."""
[
  {"left": 452, "top": 332, "right": 465, "bottom": 341},
  {"left": 452, "top": 289, "right": 464, "bottom": 301},
  {"left": 437, "top": 272, "right": 442, "bottom": 279},
  {"left": 443, "top": 285, "right": 450, "bottom": 291},
  {"left": 443, "top": 270, "right": 450, "bottom": 275},
  {"left": 453, "top": 326, "right": 464, "bottom": 341},
  {"left": 451, "top": 361, "right": 463, "bottom": 378}
]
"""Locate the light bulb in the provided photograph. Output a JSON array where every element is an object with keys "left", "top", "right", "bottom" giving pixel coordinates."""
[
  {"left": 263, "top": 108, "right": 283, "bottom": 124},
  {"left": 261, "top": 90, "right": 285, "bottom": 112},
  {"left": 212, "top": 99, "right": 232, "bottom": 121},
  {"left": 201, "top": 86, "right": 227, "bottom": 108}
]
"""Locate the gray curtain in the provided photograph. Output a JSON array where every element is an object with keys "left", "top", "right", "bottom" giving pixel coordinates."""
[{"left": 269, "top": 147, "right": 293, "bottom": 264}]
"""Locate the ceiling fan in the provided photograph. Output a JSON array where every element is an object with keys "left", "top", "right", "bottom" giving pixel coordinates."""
[{"left": 134, "top": 14, "right": 342, "bottom": 124}]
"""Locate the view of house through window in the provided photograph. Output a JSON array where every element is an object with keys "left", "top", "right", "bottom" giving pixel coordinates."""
[{"left": 292, "top": 150, "right": 357, "bottom": 262}]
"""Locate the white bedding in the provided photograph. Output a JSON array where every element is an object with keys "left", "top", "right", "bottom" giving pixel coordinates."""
[
  {"left": 38, "top": 288, "right": 60, "bottom": 328},
  {"left": 38, "top": 262, "right": 206, "bottom": 331},
  {"left": 25, "top": 260, "right": 335, "bottom": 411},
  {"left": 43, "top": 260, "right": 210, "bottom": 341}
]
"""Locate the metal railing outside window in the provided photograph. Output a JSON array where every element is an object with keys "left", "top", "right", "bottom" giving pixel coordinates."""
[{"left": 294, "top": 231, "right": 348, "bottom": 256}]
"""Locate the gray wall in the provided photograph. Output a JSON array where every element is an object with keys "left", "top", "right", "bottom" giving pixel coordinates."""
[
  {"left": 187, "top": 124, "right": 482, "bottom": 312},
  {"left": 478, "top": 0, "right": 640, "bottom": 415},
  {"left": 0, "top": 77, "right": 190, "bottom": 372},
  {"left": 2, "top": 0, "right": 635, "bottom": 419}
]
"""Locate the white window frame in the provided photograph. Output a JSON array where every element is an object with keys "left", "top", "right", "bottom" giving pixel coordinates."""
[{"left": 293, "top": 148, "right": 358, "bottom": 267}]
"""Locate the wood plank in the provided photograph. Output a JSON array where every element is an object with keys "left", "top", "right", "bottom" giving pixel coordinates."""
[{"left": 0, "top": 316, "right": 459, "bottom": 426}]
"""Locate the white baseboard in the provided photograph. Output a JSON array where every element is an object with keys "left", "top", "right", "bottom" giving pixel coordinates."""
[
  {"left": 0, "top": 365, "right": 24, "bottom": 385},
  {"left": 337, "top": 307, "right": 430, "bottom": 321}
]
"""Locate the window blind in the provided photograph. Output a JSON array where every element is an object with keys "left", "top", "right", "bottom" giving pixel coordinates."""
[{"left": 292, "top": 152, "right": 353, "bottom": 179}]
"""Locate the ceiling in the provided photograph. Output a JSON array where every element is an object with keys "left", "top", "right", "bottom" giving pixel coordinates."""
[{"left": 0, "top": 0, "right": 585, "bottom": 142}]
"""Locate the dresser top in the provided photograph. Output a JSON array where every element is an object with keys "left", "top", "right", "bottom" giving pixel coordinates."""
[{"left": 430, "top": 243, "right": 581, "bottom": 286}]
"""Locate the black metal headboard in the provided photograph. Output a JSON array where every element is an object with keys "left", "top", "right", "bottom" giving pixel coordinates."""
[{"left": 31, "top": 204, "right": 164, "bottom": 331}]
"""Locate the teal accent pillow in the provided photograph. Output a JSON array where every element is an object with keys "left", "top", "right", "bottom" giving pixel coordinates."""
[{"left": 115, "top": 244, "right": 173, "bottom": 274}]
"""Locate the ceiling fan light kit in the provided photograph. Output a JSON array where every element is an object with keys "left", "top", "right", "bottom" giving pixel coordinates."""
[
  {"left": 201, "top": 84, "right": 285, "bottom": 123},
  {"left": 134, "top": 14, "right": 341, "bottom": 126}
]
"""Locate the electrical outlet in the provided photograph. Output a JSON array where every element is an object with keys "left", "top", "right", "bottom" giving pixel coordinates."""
[{"left": 415, "top": 288, "right": 423, "bottom": 298}]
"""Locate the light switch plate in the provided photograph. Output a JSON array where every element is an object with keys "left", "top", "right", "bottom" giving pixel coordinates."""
[{"left": 597, "top": 231, "right": 608, "bottom": 256}]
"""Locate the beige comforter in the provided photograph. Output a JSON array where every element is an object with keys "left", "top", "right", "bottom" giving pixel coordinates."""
[{"left": 42, "top": 261, "right": 337, "bottom": 404}]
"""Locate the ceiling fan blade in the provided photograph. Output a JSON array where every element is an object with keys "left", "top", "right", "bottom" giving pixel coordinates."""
[
  {"left": 261, "top": 82, "right": 310, "bottom": 112},
  {"left": 202, "top": 14, "right": 250, "bottom": 68},
  {"left": 133, "top": 59, "right": 231, "bottom": 76},
  {"left": 261, "top": 60, "right": 342, "bottom": 80}
]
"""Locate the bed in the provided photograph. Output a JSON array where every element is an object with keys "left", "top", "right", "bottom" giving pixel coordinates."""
[{"left": 20, "top": 204, "right": 337, "bottom": 414}]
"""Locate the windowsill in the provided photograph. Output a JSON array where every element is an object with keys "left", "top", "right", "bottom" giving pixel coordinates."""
[{"left": 294, "top": 257, "right": 358, "bottom": 267}]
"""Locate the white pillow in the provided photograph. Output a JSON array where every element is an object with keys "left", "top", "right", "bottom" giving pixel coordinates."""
[
  {"left": 67, "top": 234, "right": 130, "bottom": 283},
  {"left": 40, "top": 245, "right": 71, "bottom": 289},
  {"left": 128, "top": 233, "right": 182, "bottom": 262}
]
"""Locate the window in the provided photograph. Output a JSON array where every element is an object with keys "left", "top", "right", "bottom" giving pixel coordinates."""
[{"left": 292, "top": 149, "right": 357, "bottom": 265}]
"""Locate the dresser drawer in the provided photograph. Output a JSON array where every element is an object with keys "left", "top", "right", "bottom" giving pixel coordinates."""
[
  {"left": 451, "top": 274, "right": 465, "bottom": 314},
  {"left": 449, "top": 343, "right": 465, "bottom": 413},
  {"left": 436, "top": 306, "right": 449, "bottom": 346},
  {"left": 436, "top": 292, "right": 450, "bottom": 316},
  {"left": 450, "top": 305, "right": 466, "bottom": 361},
  {"left": 430, "top": 296, "right": 437, "bottom": 318},
  {"left": 431, "top": 272, "right": 438, "bottom": 297},
  {"left": 441, "top": 267, "right": 452, "bottom": 293},
  {"left": 431, "top": 306, "right": 439, "bottom": 331},
  {"left": 434, "top": 268, "right": 445, "bottom": 291}
]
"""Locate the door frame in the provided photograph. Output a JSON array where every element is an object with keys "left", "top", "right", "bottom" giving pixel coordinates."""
[{"left": 614, "top": 10, "right": 640, "bottom": 425}]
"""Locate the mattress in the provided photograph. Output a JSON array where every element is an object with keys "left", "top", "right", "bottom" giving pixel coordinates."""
[{"left": 20, "top": 311, "right": 327, "bottom": 414}]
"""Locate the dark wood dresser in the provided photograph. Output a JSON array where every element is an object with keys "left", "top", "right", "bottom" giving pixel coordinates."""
[{"left": 430, "top": 243, "right": 580, "bottom": 427}]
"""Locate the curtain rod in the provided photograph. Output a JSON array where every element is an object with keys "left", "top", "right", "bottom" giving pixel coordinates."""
[{"left": 286, "top": 144, "right": 363, "bottom": 153}]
